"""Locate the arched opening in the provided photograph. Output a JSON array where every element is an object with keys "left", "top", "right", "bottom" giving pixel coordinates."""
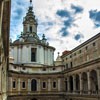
[
  {"left": 82, "top": 72, "right": 88, "bottom": 94},
  {"left": 90, "top": 70, "right": 98, "bottom": 94},
  {"left": 76, "top": 74, "right": 80, "bottom": 93},
  {"left": 69, "top": 76, "right": 73, "bottom": 92},
  {"left": 31, "top": 79, "right": 37, "bottom": 91},
  {"left": 31, "top": 98, "right": 37, "bottom": 100}
]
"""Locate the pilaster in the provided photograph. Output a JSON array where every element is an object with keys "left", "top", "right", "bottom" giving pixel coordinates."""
[
  {"left": 73, "top": 75, "right": 76, "bottom": 93},
  {"left": 28, "top": 79, "right": 31, "bottom": 93},
  {"left": 79, "top": 73, "right": 83, "bottom": 94},
  {"left": 87, "top": 71, "right": 91, "bottom": 94},
  {"left": 18, "top": 78, "right": 20, "bottom": 94},
  {"left": 97, "top": 68, "right": 100, "bottom": 94},
  {"left": 67, "top": 77, "right": 70, "bottom": 93},
  {"left": 48, "top": 78, "right": 51, "bottom": 91}
]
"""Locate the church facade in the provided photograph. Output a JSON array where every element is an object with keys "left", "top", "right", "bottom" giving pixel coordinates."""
[{"left": 0, "top": 0, "right": 100, "bottom": 100}]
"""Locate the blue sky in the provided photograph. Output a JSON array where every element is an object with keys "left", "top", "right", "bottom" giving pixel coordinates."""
[{"left": 10, "top": 0, "right": 100, "bottom": 59}]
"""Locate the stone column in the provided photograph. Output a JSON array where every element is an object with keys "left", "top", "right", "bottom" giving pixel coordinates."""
[
  {"left": 79, "top": 73, "right": 83, "bottom": 94},
  {"left": 73, "top": 75, "right": 76, "bottom": 93},
  {"left": 87, "top": 71, "right": 91, "bottom": 94},
  {"left": 97, "top": 68, "right": 100, "bottom": 94},
  {"left": 67, "top": 77, "right": 70, "bottom": 93}
]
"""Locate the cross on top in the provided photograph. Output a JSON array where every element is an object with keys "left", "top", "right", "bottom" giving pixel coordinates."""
[{"left": 30, "top": 0, "right": 32, "bottom": 3}]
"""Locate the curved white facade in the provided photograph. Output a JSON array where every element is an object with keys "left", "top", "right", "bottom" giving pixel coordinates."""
[{"left": 10, "top": 44, "right": 55, "bottom": 66}]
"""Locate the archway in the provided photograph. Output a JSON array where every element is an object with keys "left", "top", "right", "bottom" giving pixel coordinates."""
[
  {"left": 82, "top": 72, "right": 88, "bottom": 94},
  {"left": 90, "top": 70, "right": 98, "bottom": 94},
  {"left": 31, "top": 98, "right": 37, "bottom": 100},
  {"left": 31, "top": 79, "right": 37, "bottom": 91},
  {"left": 69, "top": 76, "right": 73, "bottom": 92}
]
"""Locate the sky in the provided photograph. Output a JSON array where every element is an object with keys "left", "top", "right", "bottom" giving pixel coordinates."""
[{"left": 10, "top": 0, "right": 100, "bottom": 60}]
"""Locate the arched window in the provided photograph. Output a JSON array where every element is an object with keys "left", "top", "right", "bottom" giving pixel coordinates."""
[{"left": 31, "top": 79, "right": 37, "bottom": 91}]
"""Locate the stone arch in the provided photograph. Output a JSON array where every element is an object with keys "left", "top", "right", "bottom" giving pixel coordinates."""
[
  {"left": 76, "top": 74, "right": 80, "bottom": 92},
  {"left": 90, "top": 70, "right": 98, "bottom": 94},
  {"left": 82, "top": 72, "right": 88, "bottom": 94},
  {"left": 69, "top": 76, "right": 73, "bottom": 92},
  {"left": 31, "top": 79, "right": 37, "bottom": 91}
]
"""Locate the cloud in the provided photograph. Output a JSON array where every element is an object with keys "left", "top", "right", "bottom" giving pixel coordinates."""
[
  {"left": 89, "top": 9, "right": 100, "bottom": 28},
  {"left": 56, "top": 10, "right": 70, "bottom": 18},
  {"left": 63, "top": 18, "right": 74, "bottom": 27},
  {"left": 56, "top": 9, "right": 75, "bottom": 37},
  {"left": 13, "top": 8, "right": 23, "bottom": 20},
  {"left": 60, "top": 27, "right": 69, "bottom": 36},
  {"left": 71, "top": 4, "right": 83, "bottom": 14},
  {"left": 74, "top": 33, "right": 84, "bottom": 41}
]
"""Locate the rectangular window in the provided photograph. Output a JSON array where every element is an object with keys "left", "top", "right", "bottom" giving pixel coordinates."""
[
  {"left": 30, "top": 26, "right": 32, "bottom": 33},
  {"left": 79, "top": 50, "right": 81, "bottom": 53},
  {"left": 31, "top": 48, "right": 36, "bottom": 62},
  {"left": 85, "top": 46, "right": 88, "bottom": 50},
  {"left": 66, "top": 63, "right": 68, "bottom": 69},
  {"left": 42, "top": 82, "right": 46, "bottom": 89},
  {"left": 22, "top": 81, "right": 26, "bottom": 89},
  {"left": 70, "top": 62, "right": 73, "bottom": 68},
  {"left": 53, "top": 81, "right": 56, "bottom": 89},
  {"left": 13, "top": 81, "right": 16, "bottom": 88}
]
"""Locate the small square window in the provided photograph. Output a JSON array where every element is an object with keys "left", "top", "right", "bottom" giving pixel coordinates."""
[
  {"left": 53, "top": 68, "right": 56, "bottom": 70},
  {"left": 74, "top": 53, "right": 76, "bottom": 56},
  {"left": 22, "top": 67, "right": 26, "bottom": 70},
  {"left": 93, "top": 42, "right": 96, "bottom": 46},
  {"left": 70, "top": 55, "right": 72, "bottom": 58},
  {"left": 14, "top": 66, "right": 16, "bottom": 69},
  {"left": 42, "top": 68, "right": 46, "bottom": 71}
]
